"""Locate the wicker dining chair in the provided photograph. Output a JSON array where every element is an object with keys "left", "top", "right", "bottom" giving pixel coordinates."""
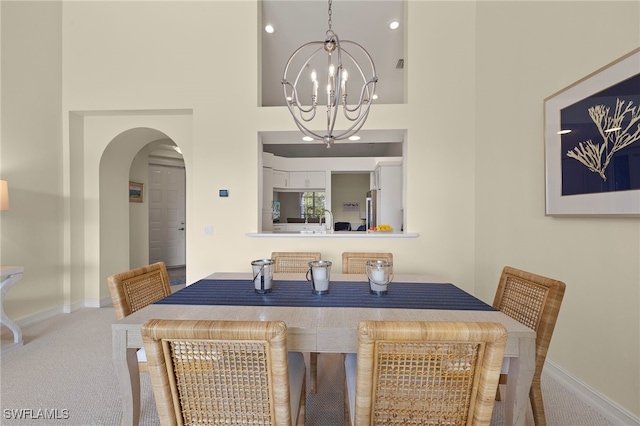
[
  {"left": 270, "top": 251, "right": 322, "bottom": 394},
  {"left": 141, "top": 319, "right": 306, "bottom": 426},
  {"left": 271, "top": 251, "right": 321, "bottom": 273},
  {"left": 107, "top": 261, "right": 172, "bottom": 371},
  {"left": 493, "top": 266, "right": 566, "bottom": 426},
  {"left": 344, "top": 320, "right": 508, "bottom": 426},
  {"left": 341, "top": 252, "right": 393, "bottom": 274}
]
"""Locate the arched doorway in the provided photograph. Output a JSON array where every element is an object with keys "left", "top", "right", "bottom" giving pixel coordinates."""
[
  {"left": 69, "top": 110, "right": 192, "bottom": 308},
  {"left": 98, "top": 126, "right": 188, "bottom": 302}
]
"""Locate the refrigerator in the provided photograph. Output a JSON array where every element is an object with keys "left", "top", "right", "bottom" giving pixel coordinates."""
[{"left": 365, "top": 190, "right": 377, "bottom": 230}]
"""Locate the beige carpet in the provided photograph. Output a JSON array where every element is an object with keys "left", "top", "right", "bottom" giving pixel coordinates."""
[{"left": 0, "top": 307, "right": 614, "bottom": 425}]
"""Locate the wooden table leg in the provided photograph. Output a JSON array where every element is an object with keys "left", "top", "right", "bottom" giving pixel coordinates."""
[
  {"left": 1, "top": 271, "right": 24, "bottom": 352},
  {"left": 504, "top": 337, "right": 536, "bottom": 426},
  {"left": 113, "top": 329, "right": 141, "bottom": 426},
  {"left": 309, "top": 352, "right": 318, "bottom": 394}
]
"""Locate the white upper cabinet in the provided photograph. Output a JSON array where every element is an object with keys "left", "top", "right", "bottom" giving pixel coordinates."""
[
  {"left": 376, "top": 164, "right": 403, "bottom": 231},
  {"left": 272, "top": 170, "right": 289, "bottom": 189},
  {"left": 289, "top": 171, "right": 325, "bottom": 189}
]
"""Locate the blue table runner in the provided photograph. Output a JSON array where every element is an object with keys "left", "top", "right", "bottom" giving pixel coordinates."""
[{"left": 156, "top": 279, "right": 495, "bottom": 311}]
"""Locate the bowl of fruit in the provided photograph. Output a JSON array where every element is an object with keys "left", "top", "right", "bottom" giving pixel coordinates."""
[{"left": 369, "top": 224, "right": 393, "bottom": 232}]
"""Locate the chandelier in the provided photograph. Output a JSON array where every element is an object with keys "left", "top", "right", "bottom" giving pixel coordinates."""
[{"left": 282, "top": 0, "right": 378, "bottom": 148}]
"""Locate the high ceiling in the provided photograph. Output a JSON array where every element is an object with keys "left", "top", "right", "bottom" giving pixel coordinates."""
[{"left": 260, "top": 0, "right": 405, "bottom": 157}]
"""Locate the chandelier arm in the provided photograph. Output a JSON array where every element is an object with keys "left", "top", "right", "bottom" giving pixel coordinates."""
[
  {"left": 288, "top": 106, "right": 324, "bottom": 141},
  {"left": 282, "top": 43, "right": 325, "bottom": 110},
  {"left": 286, "top": 101, "right": 318, "bottom": 124},
  {"left": 283, "top": 81, "right": 316, "bottom": 116},
  {"left": 334, "top": 103, "right": 372, "bottom": 140},
  {"left": 332, "top": 40, "right": 378, "bottom": 121},
  {"left": 342, "top": 79, "right": 377, "bottom": 117}
]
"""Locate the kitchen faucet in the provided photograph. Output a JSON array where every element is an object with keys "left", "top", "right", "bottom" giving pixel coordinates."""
[{"left": 322, "top": 209, "right": 334, "bottom": 233}]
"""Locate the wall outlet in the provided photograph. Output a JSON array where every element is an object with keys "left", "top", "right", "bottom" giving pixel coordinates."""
[{"left": 204, "top": 225, "right": 213, "bottom": 235}]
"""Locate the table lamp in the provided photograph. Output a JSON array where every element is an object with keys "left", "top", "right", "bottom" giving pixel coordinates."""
[{"left": 0, "top": 180, "right": 8, "bottom": 211}]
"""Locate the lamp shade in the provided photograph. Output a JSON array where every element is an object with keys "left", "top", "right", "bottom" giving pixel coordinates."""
[{"left": 0, "top": 180, "right": 9, "bottom": 211}]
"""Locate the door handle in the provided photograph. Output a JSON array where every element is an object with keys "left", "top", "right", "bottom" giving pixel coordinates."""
[{"left": 178, "top": 227, "right": 185, "bottom": 231}]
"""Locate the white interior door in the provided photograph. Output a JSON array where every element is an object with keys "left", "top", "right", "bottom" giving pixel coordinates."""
[{"left": 149, "top": 164, "right": 186, "bottom": 267}]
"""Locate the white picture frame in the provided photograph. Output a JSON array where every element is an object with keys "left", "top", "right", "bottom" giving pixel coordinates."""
[{"left": 544, "top": 48, "right": 640, "bottom": 216}]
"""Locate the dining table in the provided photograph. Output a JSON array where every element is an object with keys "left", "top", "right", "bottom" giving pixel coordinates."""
[{"left": 112, "top": 272, "right": 536, "bottom": 426}]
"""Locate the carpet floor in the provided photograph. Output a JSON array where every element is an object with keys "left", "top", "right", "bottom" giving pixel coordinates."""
[
  {"left": 166, "top": 265, "right": 186, "bottom": 286},
  {"left": 0, "top": 307, "right": 615, "bottom": 425}
]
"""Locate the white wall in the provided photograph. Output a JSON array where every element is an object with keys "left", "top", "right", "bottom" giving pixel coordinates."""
[
  {"left": 0, "top": 1, "right": 64, "bottom": 316},
  {"left": 1, "top": 0, "right": 638, "bottom": 418},
  {"left": 331, "top": 173, "right": 369, "bottom": 227},
  {"left": 474, "top": 1, "right": 640, "bottom": 416}
]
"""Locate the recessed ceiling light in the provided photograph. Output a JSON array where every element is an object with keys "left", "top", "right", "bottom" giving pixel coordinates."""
[
  {"left": 389, "top": 21, "right": 400, "bottom": 30},
  {"left": 265, "top": 24, "right": 274, "bottom": 34},
  {"left": 302, "top": 136, "right": 314, "bottom": 141},
  {"left": 349, "top": 135, "right": 361, "bottom": 141},
  {"left": 372, "top": 94, "right": 378, "bottom": 100},
  {"left": 557, "top": 129, "right": 572, "bottom": 135}
]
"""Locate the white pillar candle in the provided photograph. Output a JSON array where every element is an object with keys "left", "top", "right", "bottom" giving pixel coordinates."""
[
  {"left": 371, "top": 269, "right": 385, "bottom": 283},
  {"left": 313, "top": 267, "right": 327, "bottom": 281},
  {"left": 314, "top": 278, "right": 329, "bottom": 292}
]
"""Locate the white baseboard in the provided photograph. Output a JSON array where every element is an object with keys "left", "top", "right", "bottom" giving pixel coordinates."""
[
  {"left": 17, "top": 297, "right": 110, "bottom": 327},
  {"left": 14, "top": 305, "right": 64, "bottom": 328},
  {"left": 545, "top": 359, "right": 640, "bottom": 426},
  {"left": 83, "top": 296, "right": 114, "bottom": 308}
]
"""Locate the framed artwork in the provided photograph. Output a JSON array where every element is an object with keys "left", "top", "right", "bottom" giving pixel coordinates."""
[
  {"left": 129, "top": 181, "right": 144, "bottom": 203},
  {"left": 544, "top": 48, "right": 640, "bottom": 216},
  {"left": 342, "top": 201, "right": 360, "bottom": 212}
]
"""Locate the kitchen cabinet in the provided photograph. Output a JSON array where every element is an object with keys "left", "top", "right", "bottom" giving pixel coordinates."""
[
  {"left": 262, "top": 167, "right": 274, "bottom": 231},
  {"left": 376, "top": 164, "right": 402, "bottom": 232},
  {"left": 289, "top": 171, "right": 325, "bottom": 189},
  {"left": 272, "top": 224, "right": 287, "bottom": 233},
  {"left": 272, "top": 170, "right": 289, "bottom": 189}
]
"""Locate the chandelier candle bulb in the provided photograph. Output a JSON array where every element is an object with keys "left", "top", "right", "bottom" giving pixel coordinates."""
[
  {"left": 312, "top": 71, "right": 318, "bottom": 98},
  {"left": 341, "top": 70, "right": 347, "bottom": 94}
]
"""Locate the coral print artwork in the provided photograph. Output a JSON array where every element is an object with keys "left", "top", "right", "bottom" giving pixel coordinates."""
[{"left": 560, "top": 73, "right": 640, "bottom": 196}]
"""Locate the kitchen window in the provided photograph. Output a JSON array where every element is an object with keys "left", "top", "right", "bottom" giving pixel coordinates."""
[{"left": 300, "top": 192, "right": 325, "bottom": 219}]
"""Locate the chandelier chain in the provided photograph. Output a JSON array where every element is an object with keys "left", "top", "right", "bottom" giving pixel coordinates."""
[{"left": 327, "top": 0, "right": 332, "bottom": 31}]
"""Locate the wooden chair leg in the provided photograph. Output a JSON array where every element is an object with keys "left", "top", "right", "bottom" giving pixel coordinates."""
[
  {"left": 495, "top": 373, "right": 506, "bottom": 401},
  {"left": 309, "top": 352, "right": 318, "bottom": 394},
  {"left": 297, "top": 373, "right": 306, "bottom": 426},
  {"left": 530, "top": 377, "right": 547, "bottom": 426},
  {"left": 344, "top": 375, "right": 351, "bottom": 426}
]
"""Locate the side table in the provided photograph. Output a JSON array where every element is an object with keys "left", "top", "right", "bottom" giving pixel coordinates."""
[{"left": 1, "top": 266, "right": 24, "bottom": 352}]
